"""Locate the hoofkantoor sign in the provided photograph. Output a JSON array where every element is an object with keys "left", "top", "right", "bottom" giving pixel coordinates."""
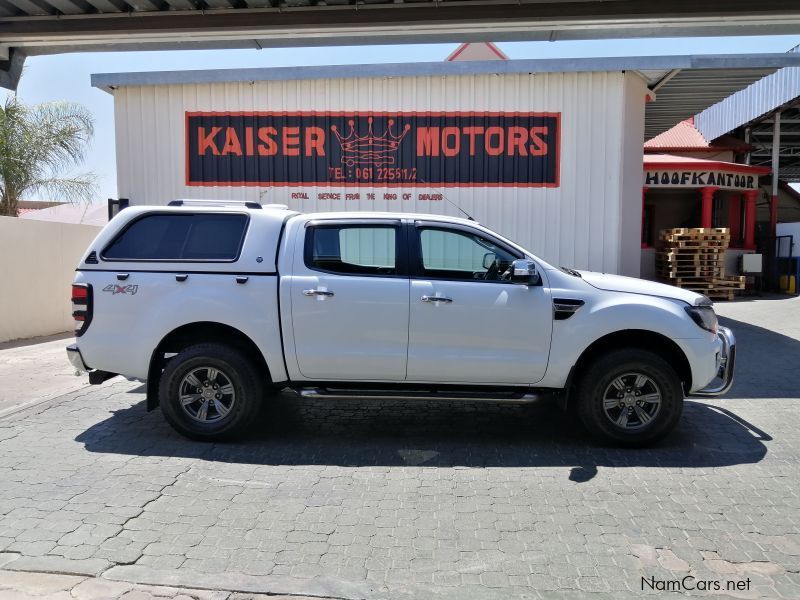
[
  {"left": 186, "top": 112, "right": 560, "bottom": 187},
  {"left": 644, "top": 169, "right": 759, "bottom": 191}
]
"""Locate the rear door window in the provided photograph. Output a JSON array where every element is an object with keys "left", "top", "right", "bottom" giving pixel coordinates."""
[
  {"left": 102, "top": 213, "right": 248, "bottom": 261},
  {"left": 306, "top": 225, "right": 399, "bottom": 276}
]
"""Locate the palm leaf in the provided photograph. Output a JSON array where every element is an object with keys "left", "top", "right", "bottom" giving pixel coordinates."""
[{"left": 0, "top": 96, "right": 97, "bottom": 216}]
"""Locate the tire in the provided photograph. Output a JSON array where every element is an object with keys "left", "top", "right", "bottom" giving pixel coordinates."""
[
  {"left": 576, "top": 349, "right": 684, "bottom": 447},
  {"left": 159, "top": 343, "right": 264, "bottom": 441}
]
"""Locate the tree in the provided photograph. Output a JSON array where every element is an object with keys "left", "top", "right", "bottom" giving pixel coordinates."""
[{"left": 0, "top": 96, "right": 97, "bottom": 217}]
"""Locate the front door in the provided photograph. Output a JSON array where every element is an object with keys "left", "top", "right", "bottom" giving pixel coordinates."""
[
  {"left": 406, "top": 223, "right": 552, "bottom": 385},
  {"left": 289, "top": 221, "right": 409, "bottom": 381}
]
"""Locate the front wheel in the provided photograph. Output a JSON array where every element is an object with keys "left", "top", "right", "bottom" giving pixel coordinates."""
[
  {"left": 159, "top": 343, "right": 264, "bottom": 441},
  {"left": 576, "top": 349, "right": 684, "bottom": 447}
]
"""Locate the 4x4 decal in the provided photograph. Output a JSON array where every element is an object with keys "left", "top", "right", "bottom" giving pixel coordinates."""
[{"left": 102, "top": 284, "right": 139, "bottom": 296}]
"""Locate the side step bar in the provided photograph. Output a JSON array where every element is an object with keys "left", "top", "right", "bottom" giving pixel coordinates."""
[{"left": 294, "top": 387, "right": 544, "bottom": 404}]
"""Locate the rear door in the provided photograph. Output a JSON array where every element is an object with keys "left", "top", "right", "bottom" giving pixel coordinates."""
[
  {"left": 406, "top": 222, "right": 552, "bottom": 385},
  {"left": 289, "top": 219, "right": 410, "bottom": 381}
]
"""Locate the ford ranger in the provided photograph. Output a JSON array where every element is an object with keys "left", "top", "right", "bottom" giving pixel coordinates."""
[{"left": 67, "top": 200, "right": 735, "bottom": 446}]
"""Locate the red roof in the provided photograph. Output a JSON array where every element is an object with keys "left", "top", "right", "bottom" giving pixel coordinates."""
[
  {"left": 645, "top": 118, "right": 751, "bottom": 153},
  {"left": 644, "top": 153, "right": 770, "bottom": 175}
]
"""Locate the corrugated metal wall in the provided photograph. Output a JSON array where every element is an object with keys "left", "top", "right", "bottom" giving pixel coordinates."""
[
  {"left": 695, "top": 46, "right": 800, "bottom": 142},
  {"left": 113, "top": 71, "right": 646, "bottom": 275}
]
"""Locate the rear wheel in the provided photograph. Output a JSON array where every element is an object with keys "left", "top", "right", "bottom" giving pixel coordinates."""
[
  {"left": 159, "top": 343, "right": 263, "bottom": 441},
  {"left": 576, "top": 349, "right": 683, "bottom": 446}
]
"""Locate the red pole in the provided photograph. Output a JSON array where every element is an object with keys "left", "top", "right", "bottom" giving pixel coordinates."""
[
  {"left": 744, "top": 190, "right": 757, "bottom": 250},
  {"left": 700, "top": 187, "right": 716, "bottom": 229}
]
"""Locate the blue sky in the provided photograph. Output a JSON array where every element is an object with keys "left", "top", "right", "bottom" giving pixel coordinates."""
[{"left": 4, "top": 35, "right": 800, "bottom": 203}]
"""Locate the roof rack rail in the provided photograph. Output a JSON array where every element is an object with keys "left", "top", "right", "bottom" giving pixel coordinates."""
[{"left": 168, "top": 199, "right": 262, "bottom": 209}]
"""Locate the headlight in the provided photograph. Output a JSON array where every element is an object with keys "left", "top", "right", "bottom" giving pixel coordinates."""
[{"left": 685, "top": 305, "right": 718, "bottom": 334}]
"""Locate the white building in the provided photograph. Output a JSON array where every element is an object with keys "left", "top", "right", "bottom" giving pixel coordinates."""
[{"left": 93, "top": 54, "right": 800, "bottom": 277}]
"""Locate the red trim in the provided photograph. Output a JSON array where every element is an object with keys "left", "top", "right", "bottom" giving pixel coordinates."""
[
  {"left": 643, "top": 160, "right": 770, "bottom": 175},
  {"left": 446, "top": 42, "right": 508, "bottom": 61},
  {"left": 185, "top": 110, "right": 561, "bottom": 189},
  {"left": 486, "top": 42, "right": 509, "bottom": 60},
  {"left": 186, "top": 110, "right": 560, "bottom": 118},
  {"left": 184, "top": 111, "right": 190, "bottom": 191},
  {"left": 644, "top": 146, "right": 752, "bottom": 153},
  {"left": 446, "top": 44, "right": 469, "bottom": 61},
  {"left": 186, "top": 181, "right": 561, "bottom": 189}
]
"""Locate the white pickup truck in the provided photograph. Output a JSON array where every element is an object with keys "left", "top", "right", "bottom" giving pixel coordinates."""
[{"left": 67, "top": 200, "right": 735, "bottom": 446}]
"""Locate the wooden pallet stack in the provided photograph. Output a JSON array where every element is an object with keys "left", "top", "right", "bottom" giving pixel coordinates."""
[{"left": 656, "top": 228, "right": 746, "bottom": 301}]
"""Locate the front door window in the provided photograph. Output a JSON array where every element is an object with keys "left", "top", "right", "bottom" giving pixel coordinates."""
[{"left": 418, "top": 227, "right": 518, "bottom": 282}]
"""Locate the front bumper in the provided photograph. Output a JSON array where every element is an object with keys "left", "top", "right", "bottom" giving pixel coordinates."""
[{"left": 690, "top": 326, "right": 736, "bottom": 397}]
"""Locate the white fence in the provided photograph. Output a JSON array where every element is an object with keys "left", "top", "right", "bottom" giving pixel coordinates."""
[{"left": 0, "top": 217, "right": 101, "bottom": 343}]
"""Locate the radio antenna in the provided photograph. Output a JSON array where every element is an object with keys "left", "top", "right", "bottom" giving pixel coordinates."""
[{"left": 417, "top": 176, "right": 475, "bottom": 221}]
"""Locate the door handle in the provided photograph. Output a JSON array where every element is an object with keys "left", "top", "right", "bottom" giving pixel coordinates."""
[
  {"left": 303, "top": 289, "right": 334, "bottom": 297},
  {"left": 421, "top": 295, "right": 453, "bottom": 303}
]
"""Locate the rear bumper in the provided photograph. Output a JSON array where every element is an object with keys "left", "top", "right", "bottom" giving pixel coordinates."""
[
  {"left": 66, "top": 344, "right": 89, "bottom": 374},
  {"left": 689, "top": 326, "right": 736, "bottom": 397},
  {"left": 66, "top": 344, "right": 118, "bottom": 384}
]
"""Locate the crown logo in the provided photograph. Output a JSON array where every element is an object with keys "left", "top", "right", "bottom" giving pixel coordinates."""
[{"left": 331, "top": 117, "right": 411, "bottom": 167}]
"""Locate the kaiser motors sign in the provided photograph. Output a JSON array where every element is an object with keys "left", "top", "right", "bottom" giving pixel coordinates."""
[{"left": 186, "top": 111, "right": 560, "bottom": 188}]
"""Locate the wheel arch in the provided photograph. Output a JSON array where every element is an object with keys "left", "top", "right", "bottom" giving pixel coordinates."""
[
  {"left": 561, "top": 329, "right": 692, "bottom": 410},
  {"left": 146, "top": 321, "right": 271, "bottom": 411}
]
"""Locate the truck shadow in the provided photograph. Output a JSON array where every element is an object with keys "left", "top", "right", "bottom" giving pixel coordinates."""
[
  {"left": 717, "top": 315, "right": 800, "bottom": 399},
  {"left": 76, "top": 394, "right": 769, "bottom": 480}
]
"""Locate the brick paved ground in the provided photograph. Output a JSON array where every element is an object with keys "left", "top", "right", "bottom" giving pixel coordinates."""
[
  {"left": 0, "top": 568, "right": 317, "bottom": 600},
  {"left": 0, "top": 296, "right": 798, "bottom": 599}
]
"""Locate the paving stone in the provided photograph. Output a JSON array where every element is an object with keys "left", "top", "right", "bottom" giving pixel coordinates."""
[
  {"left": 3, "top": 556, "right": 111, "bottom": 577},
  {"left": 0, "top": 591, "right": 74, "bottom": 600},
  {"left": 0, "top": 554, "right": 19, "bottom": 569},
  {"left": 0, "top": 298, "right": 798, "bottom": 599},
  {"left": 70, "top": 578, "right": 135, "bottom": 599},
  {"left": 0, "top": 570, "right": 86, "bottom": 595}
]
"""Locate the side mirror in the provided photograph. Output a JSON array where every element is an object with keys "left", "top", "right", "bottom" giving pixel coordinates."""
[
  {"left": 510, "top": 259, "right": 540, "bottom": 285},
  {"left": 482, "top": 252, "right": 497, "bottom": 270}
]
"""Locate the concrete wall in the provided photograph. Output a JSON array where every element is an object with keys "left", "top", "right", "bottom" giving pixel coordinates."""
[
  {"left": 111, "top": 71, "right": 647, "bottom": 276},
  {"left": 0, "top": 217, "right": 101, "bottom": 343},
  {"left": 618, "top": 71, "right": 647, "bottom": 277}
]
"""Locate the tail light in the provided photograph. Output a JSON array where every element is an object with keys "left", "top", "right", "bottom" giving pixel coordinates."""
[{"left": 71, "top": 283, "right": 93, "bottom": 337}]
